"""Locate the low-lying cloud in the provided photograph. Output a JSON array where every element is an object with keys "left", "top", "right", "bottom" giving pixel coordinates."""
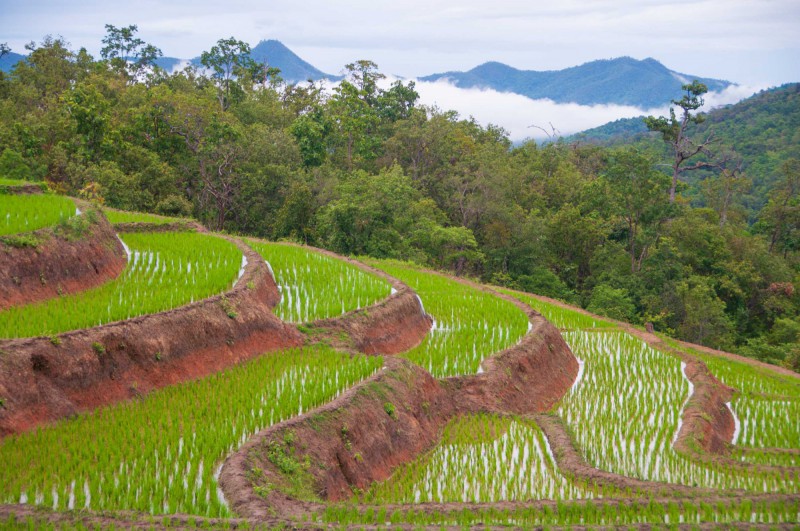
[{"left": 408, "top": 78, "right": 761, "bottom": 141}]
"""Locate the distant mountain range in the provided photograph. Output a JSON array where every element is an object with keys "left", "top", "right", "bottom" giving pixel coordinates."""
[
  {"left": 2, "top": 40, "right": 733, "bottom": 108},
  {"left": 420, "top": 57, "right": 732, "bottom": 109}
]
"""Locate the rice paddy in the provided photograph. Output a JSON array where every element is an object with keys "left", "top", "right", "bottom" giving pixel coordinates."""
[
  {"left": 0, "top": 346, "right": 382, "bottom": 517},
  {"left": 557, "top": 330, "right": 799, "bottom": 492},
  {"left": 323, "top": 497, "right": 800, "bottom": 528},
  {"left": 0, "top": 231, "right": 242, "bottom": 338},
  {"left": 500, "top": 290, "right": 617, "bottom": 330},
  {"left": 367, "top": 260, "right": 529, "bottom": 377},
  {"left": 358, "top": 414, "right": 619, "bottom": 505},
  {"left": 0, "top": 194, "right": 77, "bottom": 236},
  {"left": 248, "top": 241, "right": 391, "bottom": 322}
]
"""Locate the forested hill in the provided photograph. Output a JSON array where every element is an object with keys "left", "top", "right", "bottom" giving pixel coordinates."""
[
  {"left": 420, "top": 57, "right": 732, "bottom": 108},
  {"left": 0, "top": 34, "right": 797, "bottom": 371},
  {"left": 571, "top": 83, "right": 800, "bottom": 205}
]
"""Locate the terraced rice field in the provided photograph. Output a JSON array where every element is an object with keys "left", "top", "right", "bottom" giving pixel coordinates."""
[
  {"left": 368, "top": 260, "right": 529, "bottom": 377},
  {"left": 0, "top": 194, "right": 76, "bottom": 236},
  {"left": 358, "top": 414, "right": 618, "bottom": 504},
  {"left": 249, "top": 241, "right": 391, "bottom": 322},
  {"left": 0, "top": 346, "right": 382, "bottom": 517},
  {"left": 0, "top": 231, "right": 242, "bottom": 338}
]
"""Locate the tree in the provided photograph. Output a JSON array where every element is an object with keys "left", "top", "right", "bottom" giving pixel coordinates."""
[
  {"left": 645, "top": 80, "right": 715, "bottom": 202},
  {"left": 200, "top": 37, "right": 256, "bottom": 111},
  {"left": 602, "top": 147, "right": 673, "bottom": 272},
  {"left": 758, "top": 158, "right": 800, "bottom": 256},
  {"left": 100, "top": 24, "right": 163, "bottom": 79},
  {"left": 0, "top": 43, "right": 9, "bottom": 59},
  {"left": 701, "top": 151, "right": 751, "bottom": 227}
]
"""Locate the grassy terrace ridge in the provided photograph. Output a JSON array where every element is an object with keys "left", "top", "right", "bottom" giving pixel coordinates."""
[
  {"left": 0, "top": 346, "right": 382, "bottom": 517},
  {"left": 0, "top": 231, "right": 241, "bottom": 338},
  {"left": 248, "top": 240, "right": 391, "bottom": 323},
  {"left": 365, "top": 259, "right": 529, "bottom": 377},
  {"left": 0, "top": 178, "right": 36, "bottom": 186},
  {"left": 0, "top": 194, "right": 76, "bottom": 236},
  {"left": 102, "top": 208, "right": 189, "bottom": 225},
  {"left": 356, "top": 413, "right": 622, "bottom": 504}
]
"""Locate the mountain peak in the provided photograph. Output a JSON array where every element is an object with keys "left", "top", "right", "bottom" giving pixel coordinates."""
[
  {"left": 420, "top": 56, "right": 731, "bottom": 108},
  {"left": 248, "top": 39, "right": 340, "bottom": 83}
]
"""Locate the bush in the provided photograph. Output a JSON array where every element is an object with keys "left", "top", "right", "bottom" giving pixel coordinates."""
[{"left": 586, "top": 284, "right": 636, "bottom": 322}]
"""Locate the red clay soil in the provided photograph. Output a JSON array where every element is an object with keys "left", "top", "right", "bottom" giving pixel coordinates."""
[
  {"left": 0, "top": 205, "right": 127, "bottom": 310},
  {"left": 0, "top": 237, "right": 303, "bottom": 437},
  {"left": 0, "top": 232, "right": 432, "bottom": 437},
  {"left": 220, "top": 307, "right": 579, "bottom": 520}
]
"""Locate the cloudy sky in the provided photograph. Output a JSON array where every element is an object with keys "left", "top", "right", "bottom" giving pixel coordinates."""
[{"left": 2, "top": 0, "right": 798, "bottom": 139}]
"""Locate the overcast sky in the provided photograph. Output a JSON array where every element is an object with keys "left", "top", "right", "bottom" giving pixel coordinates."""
[
  {"left": 3, "top": 0, "right": 798, "bottom": 85},
  {"left": 2, "top": 0, "right": 798, "bottom": 140}
]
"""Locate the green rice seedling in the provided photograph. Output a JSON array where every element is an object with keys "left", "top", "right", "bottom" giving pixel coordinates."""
[
  {"left": 558, "top": 330, "right": 799, "bottom": 492},
  {"left": 0, "top": 346, "right": 382, "bottom": 518},
  {"left": 664, "top": 339, "right": 800, "bottom": 399},
  {"left": 500, "top": 290, "right": 617, "bottom": 330},
  {"left": 248, "top": 241, "right": 391, "bottom": 323},
  {"left": 102, "top": 209, "right": 187, "bottom": 225},
  {"left": 358, "top": 414, "right": 618, "bottom": 504},
  {"left": 0, "top": 194, "right": 77, "bottom": 236},
  {"left": 662, "top": 339, "right": 800, "bottom": 461},
  {"left": 0, "top": 232, "right": 242, "bottom": 338},
  {"left": 366, "top": 259, "right": 529, "bottom": 377},
  {"left": 324, "top": 496, "right": 800, "bottom": 527},
  {"left": 730, "top": 448, "right": 800, "bottom": 467},
  {"left": 732, "top": 396, "right": 800, "bottom": 448}
]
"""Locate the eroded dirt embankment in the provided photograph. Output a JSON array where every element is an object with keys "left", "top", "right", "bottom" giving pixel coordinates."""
[
  {"left": 0, "top": 234, "right": 433, "bottom": 437},
  {"left": 0, "top": 238, "right": 302, "bottom": 437},
  {"left": 0, "top": 206, "right": 127, "bottom": 310},
  {"left": 220, "top": 310, "right": 578, "bottom": 519}
]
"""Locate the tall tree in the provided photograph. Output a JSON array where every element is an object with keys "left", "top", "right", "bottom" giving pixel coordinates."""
[
  {"left": 100, "top": 24, "right": 163, "bottom": 79},
  {"left": 602, "top": 147, "right": 673, "bottom": 273},
  {"left": 200, "top": 37, "right": 255, "bottom": 111},
  {"left": 645, "top": 80, "right": 715, "bottom": 202}
]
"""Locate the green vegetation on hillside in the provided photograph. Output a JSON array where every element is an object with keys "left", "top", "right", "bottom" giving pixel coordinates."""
[
  {"left": 0, "top": 231, "right": 241, "bottom": 337},
  {"left": 0, "top": 30, "right": 796, "bottom": 370}
]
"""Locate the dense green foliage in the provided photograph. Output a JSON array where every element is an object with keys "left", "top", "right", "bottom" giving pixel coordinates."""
[
  {"left": 0, "top": 32, "right": 796, "bottom": 368},
  {"left": 0, "top": 231, "right": 241, "bottom": 337},
  {"left": 0, "top": 194, "right": 75, "bottom": 235},
  {"left": 572, "top": 84, "right": 800, "bottom": 214},
  {"left": 0, "top": 346, "right": 381, "bottom": 517}
]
